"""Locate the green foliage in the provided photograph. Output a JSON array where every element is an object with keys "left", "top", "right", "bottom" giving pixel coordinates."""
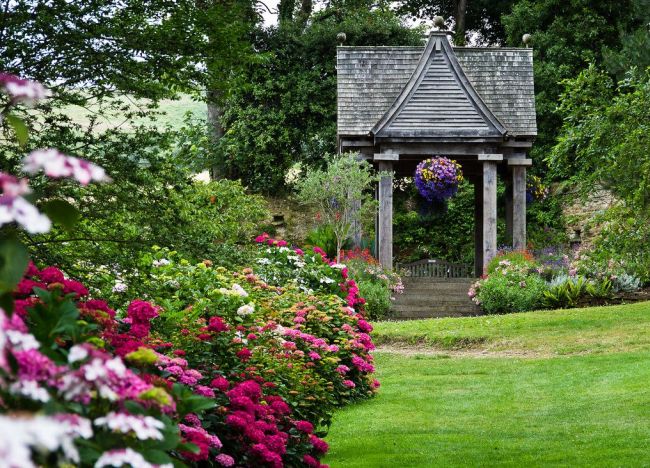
[
  {"left": 397, "top": 0, "right": 516, "bottom": 45},
  {"left": 305, "top": 225, "right": 347, "bottom": 260},
  {"left": 357, "top": 281, "right": 391, "bottom": 321},
  {"left": 218, "top": 7, "right": 422, "bottom": 192},
  {"left": 542, "top": 276, "right": 613, "bottom": 309},
  {"left": 394, "top": 180, "right": 476, "bottom": 264},
  {"left": 473, "top": 267, "right": 548, "bottom": 314},
  {"left": 295, "top": 154, "right": 377, "bottom": 262},
  {"left": 503, "top": 0, "right": 642, "bottom": 161},
  {"left": 548, "top": 67, "right": 650, "bottom": 280}
]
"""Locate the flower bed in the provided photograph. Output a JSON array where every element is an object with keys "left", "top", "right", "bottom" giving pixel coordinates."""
[
  {"left": 0, "top": 237, "right": 377, "bottom": 467},
  {"left": 469, "top": 248, "right": 644, "bottom": 313}
]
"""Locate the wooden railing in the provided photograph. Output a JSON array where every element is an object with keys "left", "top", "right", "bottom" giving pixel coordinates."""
[{"left": 396, "top": 259, "right": 474, "bottom": 278}]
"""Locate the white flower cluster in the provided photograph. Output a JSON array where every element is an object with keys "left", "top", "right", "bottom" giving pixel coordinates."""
[
  {"left": 217, "top": 283, "right": 249, "bottom": 297},
  {"left": 0, "top": 414, "right": 91, "bottom": 467},
  {"left": 236, "top": 303, "right": 255, "bottom": 317},
  {"left": 0, "top": 173, "right": 51, "bottom": 233},
  {"left": 94, "top": 412, "right": 165, "bottom": 441},
  {"left": 152, "top": 258, "right": 170, "bottom": 267},
  {"left": 95, "top": 447, "right": 172, "bottom": 468},
  {"left": 23, "top": 148, "right": 111, "bottom": 186}
]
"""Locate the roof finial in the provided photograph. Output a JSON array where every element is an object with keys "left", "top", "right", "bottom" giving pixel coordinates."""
[
  {"left": 433, "top": 16, "right": 446, "bottom": 30},
  {"left": 337, "top": 32, "right": 346, "bottom": 46},
  {"left": 522, "top": 33, "right": 532, "bottom": 47}
]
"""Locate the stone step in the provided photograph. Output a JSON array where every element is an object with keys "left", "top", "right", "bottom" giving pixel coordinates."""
[
  {"left": 401, "top": 283, "right": 474, "bottom": 293},
  {"left": 392, "top": 296, "right": 474, "bottom": 306},
  {"left": 401, "top": 277, "right": 476, "bottom": 285},
  {"left": 390, "top": 304, "right": 481, "bottom": 316}
]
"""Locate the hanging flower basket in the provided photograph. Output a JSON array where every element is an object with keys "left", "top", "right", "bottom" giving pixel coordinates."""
[
  {"left": 414, "top": 157, "right": 464, "bottom": 202},
  {"left": 526, "top": 175, "right": 549, "bottom": 203}
]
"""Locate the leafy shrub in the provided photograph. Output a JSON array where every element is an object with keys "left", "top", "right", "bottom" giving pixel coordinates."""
[
  {"left": 542, "top": 276, "right": 613, "bottom": 309},
  {"left": 339, "top": 249, "right": 404, "bottom": 320},
  {"left": 357, "top": 281, "right": 391, "bottom": 320},
  {"left": 470, "top": 251, "right": 547, "bottom": 314},
  {"left": 2, "top": 235, "right": 378, "bottom": 466},
  {"left": 305, "top": 225, "right": 341, "bottom": 260},
  {"left": 612, "top": 273, "right": 642, "bottom": 293}
]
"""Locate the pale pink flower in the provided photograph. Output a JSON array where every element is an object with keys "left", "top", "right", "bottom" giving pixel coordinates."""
[
  {"left": 23, "top": 148, "right": 110, "bottom": 185},
  {"left": 0, "top": 73, "right": 51, "bottom": 105}
]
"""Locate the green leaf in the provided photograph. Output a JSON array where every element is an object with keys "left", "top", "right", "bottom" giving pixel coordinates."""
[
  {"left": 5, "top": 113, "right": 28, "bottom": 146},
  {"left": 0, "top": 238, "right": 28, "bottom": 293},
  {"left": 142, "top": 449, "right": 173, "bottom": 465},
  {"left": 42, "top": 199, "right": 80, "bottom": 231}
]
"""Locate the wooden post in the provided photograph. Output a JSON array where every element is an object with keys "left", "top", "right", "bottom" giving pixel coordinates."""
[
  {"left": 512, "top": 165, "right": 527, "bottom": 250},
  {"left": 350, "top": 198, "right": 362, "bottom": 248},
  {"left": 508, "top": 158, "right": 532, "bottom": 251},
  {"left": 505, "top": 174, "right": 513, "bottom": 245},
  {"left": 378, "top": 161, "right": 394, "bottom": 270},
  {"left": 474, "top": 176, "right": 484, "bottom": 277},
  {"left": 479, "top": 154, "right": 500, "bottom": 270}
]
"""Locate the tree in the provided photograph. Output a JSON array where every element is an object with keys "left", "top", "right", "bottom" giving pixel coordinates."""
[
  {"left": 397, "top": 0, "right": 516, "bottom": 45},
  {"left": 502, "top": 0, "right": 644, "bottom": 165},
  {"left": 548, "top": 66, "right": 650, "bottom": 279},
  {"left": 295, "top": 154, "right": 377, "bottom": 263},
  {"left": 217, "top": 6, "right": 422, "bottom": 193}
]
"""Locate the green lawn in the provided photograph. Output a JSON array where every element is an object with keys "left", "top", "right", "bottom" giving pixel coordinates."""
[
  {"left": 62, "top": 94, "right": 206, "bottom": 132},
  {"left": 325, "top": 303, "right": 650, "bottom": 467},
  {"left": 373, "top": 301, "right": 650, "bottom": 355}
]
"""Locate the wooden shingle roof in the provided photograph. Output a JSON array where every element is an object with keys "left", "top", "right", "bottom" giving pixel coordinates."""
[{"left": 337, "top": 34, "right": 537, "bottom": 138}]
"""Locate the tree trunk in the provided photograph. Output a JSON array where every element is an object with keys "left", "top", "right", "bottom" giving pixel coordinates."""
[
  {"left": 455, "top": 0, "right": 468, "bottom": 46},
  {"left": 206, "top": 88, "right": 225, "bottom": 180},
  {"left": 278, "top": 0, "right": 296, "bottom": 24},
  {"left": 297, "top": 0, "right": 312, "bottom": 27}
]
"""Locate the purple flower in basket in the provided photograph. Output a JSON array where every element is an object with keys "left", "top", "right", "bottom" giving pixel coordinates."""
[{"left": 414, "top": 157, "right": 464, "bottom": 202}]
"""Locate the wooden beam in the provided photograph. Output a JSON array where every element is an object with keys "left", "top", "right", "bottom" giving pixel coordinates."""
[
  {"left": 507, "top": 158, "right": 533, "bottom": 166},
  {"left": 478, "top": 153, "right": 503, "bottom": 162},
  {"left": 501, "top": 140, "right": 534, "bottom": 148},
  {"left": 483, "top": 160, "right": 498, "bottom": 268},
  {"left": 374, "top": 153, "right": 400, "bottom": 161},
  {"left": 378, "top": 161, "right": 394, "bottom": 270},
  {"left": 512, "top": 165, "right": 527, "bottom": 250}
]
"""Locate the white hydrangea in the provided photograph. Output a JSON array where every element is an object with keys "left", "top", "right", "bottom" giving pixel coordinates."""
[
  {"left": 94, "top": 412, "right": 165, "bottom": 441},
  {"left": 112, "top": 281, "right": 127, "bottom": 293},
  {"left": 152, "top": 258, "right": 170, "bottom": 267},
  {"left": 0, "top": 414, "right": 86, "bottom": 467},
  {"left": 231, "top": 284, "right": 249, "bottom": 297},
  {"left": 9, "top": 380, "right": 50, "bottom": 402},
  {"left": 236, "top": 304, "right": 255, "bottom": 317},
  {"left": 6, "top": 329, "right": 40, "bottom": 351},
  {"left": 95, "top": 447, "right": 172, "bottom": 468},
  {"left": 68, "top": 344, "right": 89, "bottom": 363}
]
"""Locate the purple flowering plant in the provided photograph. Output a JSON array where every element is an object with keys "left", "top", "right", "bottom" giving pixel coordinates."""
[{"left": 414, "top": 157, "right": 464, "bottom": 202}]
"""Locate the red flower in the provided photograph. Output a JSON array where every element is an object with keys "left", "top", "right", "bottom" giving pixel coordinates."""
[
  {"left": 210, "top": 376, "right": 230, "bottom": 392},
  {"left": 236, "top": 348, "right": 252, "bottom": 362},
  {"left": 38, "top": 266, "right": 64, "bottom": 283},
  {"left": 309, "top": 435, "right": 329, "bottom": 454},
  {"left": 208, "top": 316, "right": 229, "bottom": 332},
  {"left": 294, "top": 420, "right": 314, "bottom": 434}
]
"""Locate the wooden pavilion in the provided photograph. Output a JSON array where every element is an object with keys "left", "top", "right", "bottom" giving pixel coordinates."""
[{"left": 336, "top": 30, "right": 537, "bottom": 275}]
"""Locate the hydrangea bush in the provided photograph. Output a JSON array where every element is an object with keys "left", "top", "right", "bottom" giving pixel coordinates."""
[
  {"left": 414, "top": 157, "right": 464, "bottom": 202},
  {"left": 3, "top": 235, "right": 378, "bottom": 466}
]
